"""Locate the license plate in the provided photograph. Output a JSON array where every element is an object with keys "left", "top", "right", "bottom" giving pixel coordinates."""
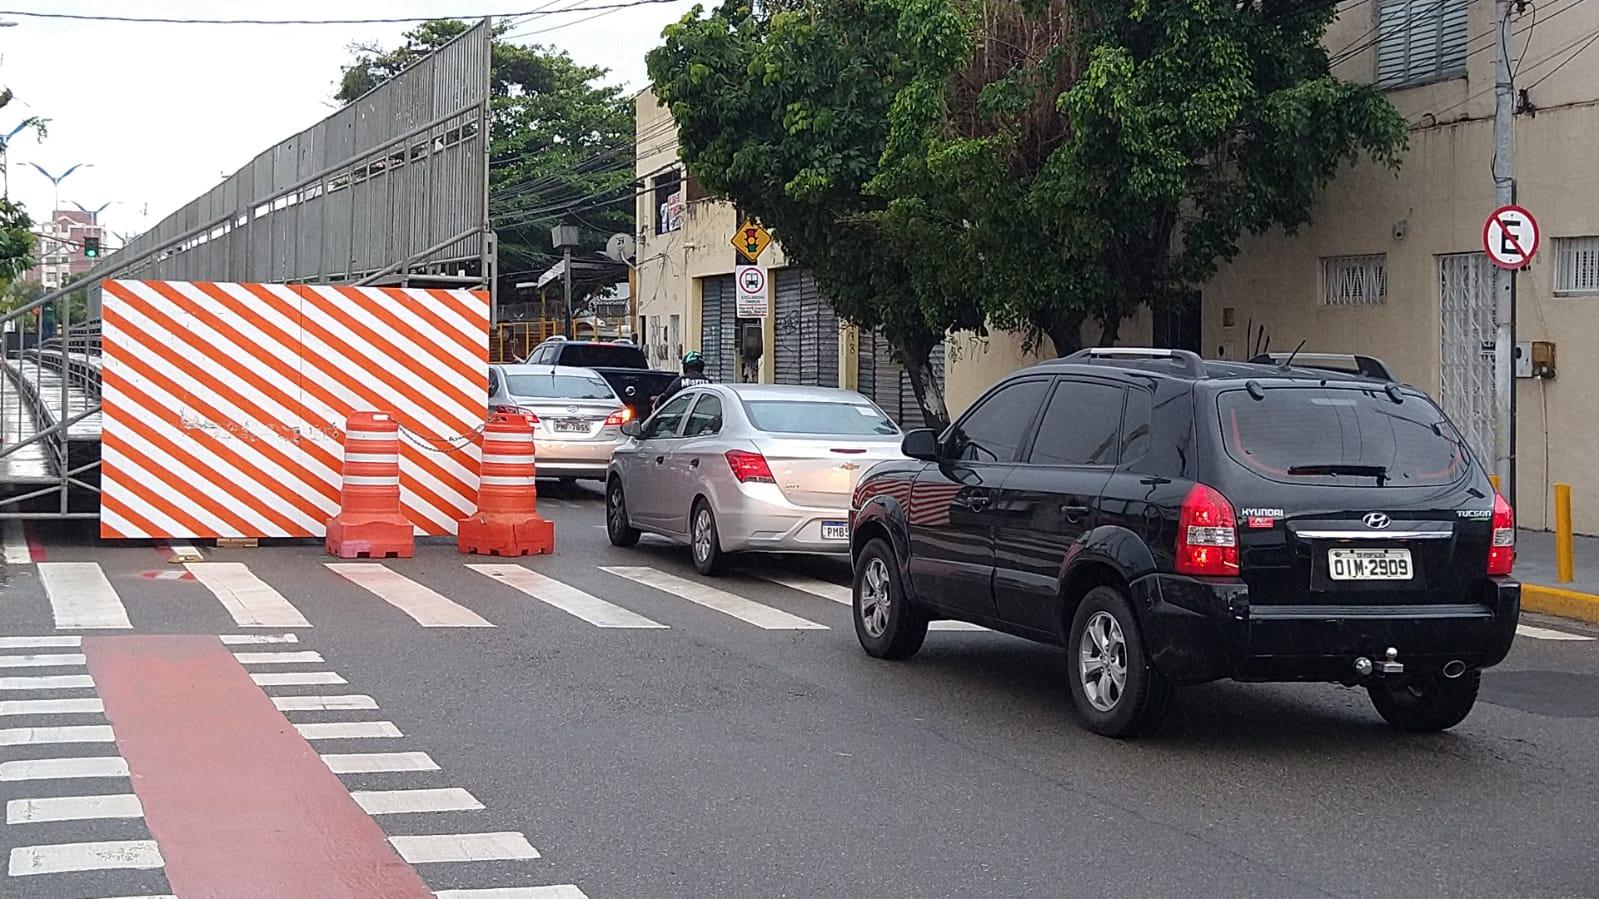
[
  {"left": 1328, "top": 548, "right": 1413, "bottom": 581},
  {"left": 553, "top": 419, "right": 588, "bottom": 433},
  {"left": 821, "top": 520, "right": 849, "bottom": 541}
]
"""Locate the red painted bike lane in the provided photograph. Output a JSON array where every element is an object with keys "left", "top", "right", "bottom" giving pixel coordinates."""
[{"left": 83, "top": 635, "right": 433, "bottom": 899}]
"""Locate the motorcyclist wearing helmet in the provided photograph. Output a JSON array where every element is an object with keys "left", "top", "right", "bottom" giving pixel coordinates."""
[{"left": 659, "top": 350, "right": 713, "bottom": 404}]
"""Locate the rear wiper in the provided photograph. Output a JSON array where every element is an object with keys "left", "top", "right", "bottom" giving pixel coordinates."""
[{"left": 1287, "top": 463, "right": 1390, "bottom": 482}]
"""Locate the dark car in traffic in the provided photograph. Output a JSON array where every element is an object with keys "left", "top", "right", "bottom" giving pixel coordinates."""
[
  {"left": 524, "top": 336, "right": 677, "bottom": 421},
  {"left": 849, "top": 348, "right": 1518, "bottom": 737}
]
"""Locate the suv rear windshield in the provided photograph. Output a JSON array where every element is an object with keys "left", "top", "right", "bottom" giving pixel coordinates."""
[
  {"left": 744, "top": 401, "right": 899, "bottom": 436},
  {"left": 506, "top": 373, "right": 614, "bottom": 400},
  {"left": 1218, "top": 386, "right": 1468, "bottom": 487},
  {"left": 556, "top": 344, "right": 644, "bottom": 368}
]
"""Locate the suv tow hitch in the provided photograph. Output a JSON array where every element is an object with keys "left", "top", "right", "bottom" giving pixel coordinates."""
[{"left": 1354, "top": 648, "right": 1404, "bottom": 677}]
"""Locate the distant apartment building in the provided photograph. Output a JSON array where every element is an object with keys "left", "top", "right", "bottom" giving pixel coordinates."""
[{"left": 30, "top": 209, "right": 103, "bottom": 291}]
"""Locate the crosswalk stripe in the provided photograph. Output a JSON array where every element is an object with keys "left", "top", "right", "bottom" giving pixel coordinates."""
[
  {"left": 37, "top": 562, "right": 131, "bottom": 629},
  {"left": 0, "top": 698, "right": 104, "bottom": 716},
  {"left": 601, "top": 566, "right": 827, "bottom": 630},
  {"left": 252, "top": 671, "right": 348, "bottom": 687},
  {"left": 295, "top": 721, "right": 402, "bottom": 740},
  {"left": 0, "top": 636, "right": 81, "bottom": 649},
  {"left": 1517, "top": 623, "right": 1594, "bottom": 641},
  {"left": 0, "top": 675, "right": 94, "bottom": 691},
  {"left": 233, "top": 650, "right": 324, "bottom": 665},
  {"left": 1, "top": 519, "right": 28, "bottom": 565},
  {"left": 351, "top": 787, "right": 484, "bottom": 815},
  {"left": 272, "top": 695, "right": 378, "bottom": 712},
  {"left": 8, "top": 839, "right": 164, "bottom": 875},
  {"left": 0, "top": 757, "right": 130, "bottom": 781},
  {"left": 0, "top": 653, "right": 85, "bottom": 668},
  {"left": 187, "top": 562, "right": 311, "bottom": 628},
  {"left": 220, "top": 633, "right": 300, "bottom": 645},
  {"left": 750, "top": 572, "right": 988, "bottom": 632},
  {"left": 321, "top": 752, "right": 439, "bottom": 774},
  {"left": 389, "top": 832, "right": 540, "bottom": 863},
  {"left": 7, "top": 793, "right": 144, "bottom": 824},
  {"left": 0, "top": 725, "right": 115, "bottom": 747},
  {"left": 470, "top": 564, "right": 668, "bottom": 629},
  {"left": 434, "top": 883, "right": 591, "bottom": 889},
  {"left": 327, "top": 563, "right": 494, "bottom": 627}
]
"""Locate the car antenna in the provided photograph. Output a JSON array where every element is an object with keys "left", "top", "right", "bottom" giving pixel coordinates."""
[{"left": 1279, "top": 339, "right": 1307, "bottom": 370}]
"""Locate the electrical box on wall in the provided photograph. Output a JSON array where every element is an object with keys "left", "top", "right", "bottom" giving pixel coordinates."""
[
  {"left": 1515, "top": 341, "right": 1557, "bottom": 379},
  {"left": 1515, "top": 342, "right": 1532, "bottom": 378}
]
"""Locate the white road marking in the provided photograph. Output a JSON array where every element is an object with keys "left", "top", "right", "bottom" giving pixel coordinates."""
[
  {"left": 751, "top": 571, "right": 988, "bottom": 631},
  {"left": 167, "top": 543, "right": 202, "bottom": 562},
  {"left": 0, "top": 756, "right": 129, "bottom": 781},
  {"left": 601, "top": 566, "right": 827, "bottom": 630},
  {"left": 0, "top": 675, "right": 94, "bottom": 691},
  {"left": 8, "top": 839, "right": 164, "bottom": 875},
  {"left": 0, "top": 653, "right": 86, "bottom": 669},
  {"left": 0, "top": 725, "right": 115, "bottom": 747},
  {"left": 434, "top": 883, "right": 591, "bottom": 889},
  {"left": 187, "top": 562, "right": 311, "bottom": 628},
  {"left": 327, "top": 563, "right": 495, "bottom": 628},
  {"left": 220, "top": 633, "right": 300, "bottom": 645},
  {"left": 7, "top": 793, "right": 143, "bottom": 824},
  {"left": 470, "top": 565, "right": 667, "bottom": 629},
  {"left": 1, "top": 519, "right": 29, "bottom": 565},
  {"left": 37, "top": 563, "right": 131, "bottom": 629},
  {"left": 252, "top": 671, "right": 347, "bottom": 687},
  {"left": 352, "top": 787, "right": 484, "bottom": 815},
  {"left": 389, "top": 832, "right": 540, "bottom": 864},
  {"left": 0, "top": 636, "right": 81, "bottom": 649},
  {"left": 295, "top": 721, "right": 402, "bottom": 740},
  {"left": 321, "top": 752, "right": 439, "bottom": 774},
  {"left": 1517, "top": 623, "right": 1595, "bottom": 641},
  {"left": 0, "top": 698, "right": 104, "bottom": 716},
  {"left": 233, "top": 650, "right": 324, "bottom": 665},
  {"left": 272, "top": 695, "right": 378, "bottom": 712}
]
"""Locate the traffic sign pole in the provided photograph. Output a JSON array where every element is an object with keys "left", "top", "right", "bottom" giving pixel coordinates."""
[{"left": 1483, "top": 202, "right": 1537, "bottom": 506}]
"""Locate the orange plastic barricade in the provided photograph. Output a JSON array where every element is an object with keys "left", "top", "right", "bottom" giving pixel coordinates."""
[
  {"left": 457, "top": 412, "right": 555, "bottom": 556},
  {"left": 325, "top": 412, "right": 415, "bottom": 559}
]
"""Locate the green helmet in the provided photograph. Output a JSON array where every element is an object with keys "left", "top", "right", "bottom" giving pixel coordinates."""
[{"left": 682, "top": 350, "right": 704, "bottom": 367}]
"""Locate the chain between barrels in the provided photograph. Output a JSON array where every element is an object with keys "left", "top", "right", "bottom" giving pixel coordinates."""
[{"left": 396, "top": 422, "right": 487, "bottom": 452}]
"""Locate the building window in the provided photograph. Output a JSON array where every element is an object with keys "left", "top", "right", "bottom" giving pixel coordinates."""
[
  {"left": 653, "top": 169, "right": 683, "bottom": 234},
  {"left": 1554, "top": 236, "right": 1599, "bottom": 295},
  {"left": 1376, "top": 0, "right": 1469, "bottom": 88},
  {"left": 1322, "top": 254, "right": 1388, "bottom": 306}
]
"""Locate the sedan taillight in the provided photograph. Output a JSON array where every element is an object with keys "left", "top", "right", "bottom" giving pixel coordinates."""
[
  {"left": 725, "top": 449, "right": 775, "bottom": 484},
  {"left": 492, "top": 404, "right": 539, "bottom": 424},
  {"left": 604, "top": 407, "right": 634, "bottom": 427}
]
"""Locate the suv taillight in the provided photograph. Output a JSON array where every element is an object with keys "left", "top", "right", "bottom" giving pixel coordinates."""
[
  {"left": 1488, "top": 492, "right": 1515, "bottom": 575},
  {"left": 725, "top": 449, "right": 775, "bottom": 484},
  {"left": 1175, "top": 483, "right": 1239, "bottom": 576}
]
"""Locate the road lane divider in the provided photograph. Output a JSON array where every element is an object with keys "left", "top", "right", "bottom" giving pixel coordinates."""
[
  {"left": 601, "top": 565, "right": 828, "bottom": 630},
  {"left": 469, "top": 564, "right": 667, "bottom": 629}
]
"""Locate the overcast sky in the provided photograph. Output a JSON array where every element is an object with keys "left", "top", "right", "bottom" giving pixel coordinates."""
[{"left": 0, "top": 0, "right": 696, "bottom": 244}]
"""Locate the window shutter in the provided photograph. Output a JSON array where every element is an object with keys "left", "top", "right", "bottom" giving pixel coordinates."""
[
  {"left": 1439, "top": 0, "right": 1469, "bottom": 75},
  {"left": 1376, "top": 0, "right": 1411, "bottom": 86},
  {"left": 1554, "top": 237, "right": 1599, "bottom": 294},
  {"left": 1406, "top": 0, "right": 1441, "bottom": 83}
]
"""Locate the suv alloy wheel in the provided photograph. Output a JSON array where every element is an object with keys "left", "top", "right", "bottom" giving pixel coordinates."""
[{"left": 1066, "top": 586, "right": 1171, "bottom": 737}]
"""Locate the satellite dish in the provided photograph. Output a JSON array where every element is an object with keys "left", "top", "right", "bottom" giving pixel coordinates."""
[{"left": 604, "top": 233, "right": 636, "bottom": 263}]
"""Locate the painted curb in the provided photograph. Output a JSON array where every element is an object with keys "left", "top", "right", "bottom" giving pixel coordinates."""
[{"left": 1523, "top": 583, "right": 1599, "bottom": 625}]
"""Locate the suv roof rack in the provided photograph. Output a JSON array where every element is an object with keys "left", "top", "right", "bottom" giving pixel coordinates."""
[
  {"left": 1248, "top": 352, "right": 1396, "bottom": 382},
  {"left": 1062, "top": 347, "right": 1208, "bottom": 378}
]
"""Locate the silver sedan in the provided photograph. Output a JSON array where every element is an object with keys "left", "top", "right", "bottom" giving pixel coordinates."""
[
  {"left": 488, "top": 364, "right": 634, "bottom": 480},
  {"left": 605, "top": 384, "right": 904, "bottom": 575}
]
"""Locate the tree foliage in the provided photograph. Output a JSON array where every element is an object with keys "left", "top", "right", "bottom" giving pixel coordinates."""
[
  {"left": 337, "top": 20, "right": 633, "bottom": 295},
  {"left": 651, "top": 0, "right": 1406, "bottom": 406}
]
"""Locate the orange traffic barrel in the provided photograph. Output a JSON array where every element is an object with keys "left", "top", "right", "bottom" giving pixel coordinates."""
[
  {"left": 325, "top": 412, "right": 415, "bottom": 559},
  {"left": 457, "top": 412, "right": 554, "bottom": 556}
]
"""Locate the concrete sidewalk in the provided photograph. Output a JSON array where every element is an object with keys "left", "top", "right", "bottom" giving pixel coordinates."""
[{"left": 1517, "top": 528, "right": 1599, "bottom": 623}]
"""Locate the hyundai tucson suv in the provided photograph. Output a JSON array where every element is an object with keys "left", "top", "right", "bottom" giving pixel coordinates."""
[{"left": 849, "top": 348, "right": 1519, "bottom": 737}]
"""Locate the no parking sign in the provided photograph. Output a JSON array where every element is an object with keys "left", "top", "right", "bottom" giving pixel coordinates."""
[{"left": 1483, "top": 205, "right": 1539, "bottom": 270}]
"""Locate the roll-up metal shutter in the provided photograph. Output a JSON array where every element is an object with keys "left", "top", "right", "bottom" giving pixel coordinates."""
[
  {"left": 699, "top": 275, "right": 737, "bottom": 383},
  {"left": 861, "top": 330, "right": 943, "bottom": 430},
  {"left": 773, "top": 269, "right": 840, "bottom": 387}
]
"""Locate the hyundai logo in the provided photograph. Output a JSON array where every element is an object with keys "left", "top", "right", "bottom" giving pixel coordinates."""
[{"left": 1362, "top": 512, "right": 1392, "bottom": 529}]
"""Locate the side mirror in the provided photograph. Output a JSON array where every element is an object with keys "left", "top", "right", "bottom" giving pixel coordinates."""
[
  {"left": 620, "top": 420, "right": 643, "bottom": 438},
  {"left": 901, "top": 428, "right": 941, "bottom": 462}
]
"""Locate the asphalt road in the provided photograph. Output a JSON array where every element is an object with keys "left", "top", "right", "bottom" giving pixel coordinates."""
[{"left": 2, "top": 483, "right": 1597, "bottom": 898}]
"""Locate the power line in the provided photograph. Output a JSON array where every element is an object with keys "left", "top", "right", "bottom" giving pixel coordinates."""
[{"left": 0, "top": 0, "right": 687, "bottom": 26}]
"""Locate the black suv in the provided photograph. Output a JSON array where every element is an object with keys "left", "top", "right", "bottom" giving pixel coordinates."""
[{"left": 849, "top": 348, "right": 1519, "bottom": 737}]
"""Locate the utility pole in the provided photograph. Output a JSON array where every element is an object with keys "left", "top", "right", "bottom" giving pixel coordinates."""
[
  {"left": 1491, "top": 0, "right": 1516, "bottom": 503},
  {"left": 551, "top": 224, "right": 579, "bottom": 340}
]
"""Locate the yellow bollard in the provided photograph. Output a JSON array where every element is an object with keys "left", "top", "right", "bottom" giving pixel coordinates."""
[
  {"left": 1555, "top": 483, "right": 1574, "bottom": 584},
  {"left": 1489, "top": 474, "right": 1501, "bottom": 493}
]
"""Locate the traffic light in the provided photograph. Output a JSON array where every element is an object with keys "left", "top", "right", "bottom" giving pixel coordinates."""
[{"left": 82, "top": 236, "right": 100, "bottom": 259}]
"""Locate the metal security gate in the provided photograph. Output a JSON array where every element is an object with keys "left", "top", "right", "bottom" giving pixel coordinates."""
[
  {"left": 1438, "top": 253, "right": 1496, "bottom": 470},
  {"left": 858, "top": 330, "right": 944, "bottom": 430},
  {"left": 773, "top": 270, "right": 839, "bottom": 387},
  {"left": 700, "top": 275, "right": 737, "bottom": 383}
]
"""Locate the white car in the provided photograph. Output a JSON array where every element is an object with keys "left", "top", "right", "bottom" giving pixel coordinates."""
[
  {"left": 487, "top": 364, "right": 634, "bottom": 480},
  {"left": 605, "top": 383, "right": 905, "bottom": 574}
]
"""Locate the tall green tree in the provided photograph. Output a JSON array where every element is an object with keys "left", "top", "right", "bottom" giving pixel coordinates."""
[{"left": 338, "top": 19, "right": 633, "bottom": 294}]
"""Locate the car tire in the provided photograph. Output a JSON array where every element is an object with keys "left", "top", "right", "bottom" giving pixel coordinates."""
[
  {"left": 690, "top": 499, "right": 727, "bottom": 576},
  {"left": 605, "top": 478, "right": 640, "bottom": 548},
  {"left": 1066, "top": 586, "right": 1171, "bottom": 738},
  {"left": 1367, "top": 670, "right": 1481, "bottom": 732},
  {"left": 853, "top": 538, "right": 928, "bottom": 660}
]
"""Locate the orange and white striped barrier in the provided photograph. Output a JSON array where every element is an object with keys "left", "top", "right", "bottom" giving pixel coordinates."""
[
  {"left": 456, "top": 412, "right": 554, "bottom": 557},
  {"left": 326, "top": 412, "right": 415, "bottom": 559}
]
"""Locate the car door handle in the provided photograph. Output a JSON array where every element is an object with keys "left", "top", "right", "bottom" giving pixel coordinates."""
[
  {"left": 956, "top": 493, "right": 990, "bottom": 512},
  {"left": 655, "top": 456, "right": 665, "bottom": 465},
  {"left": 690, "top": 458, "right": 700, "bottom": 468},
  {"left": 1061, "top": 504, "right": 1090, "bottom": 521}
]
